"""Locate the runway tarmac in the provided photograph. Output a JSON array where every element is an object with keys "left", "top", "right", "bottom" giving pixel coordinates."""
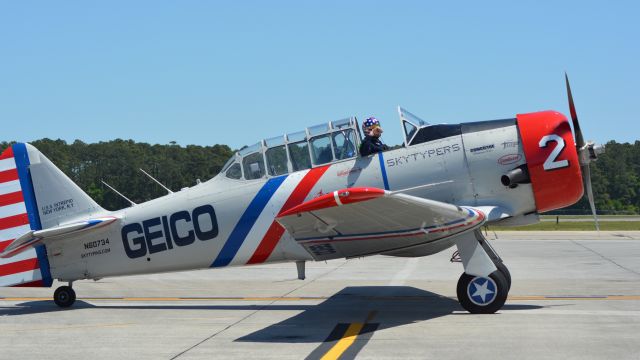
[{"left": 1, "top": 231, "right": 639, "bottom": 359}]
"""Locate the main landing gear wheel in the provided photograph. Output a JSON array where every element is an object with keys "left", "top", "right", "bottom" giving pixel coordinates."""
[
  {"left": 456, "top": 270, "right": 509, "bottom": 314},
  {"left": 53, "top": 286, "right": 76, "bottom": 308}
]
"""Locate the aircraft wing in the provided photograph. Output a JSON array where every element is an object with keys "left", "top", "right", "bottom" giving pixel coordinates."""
[
  {"left": 0, "top": 216, "right": 118, "bottom": 258},
  {"left": 276, "top": 187, "right": 485, "bottom": 260}
]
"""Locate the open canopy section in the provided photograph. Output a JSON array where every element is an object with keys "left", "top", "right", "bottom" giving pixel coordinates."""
[
  {"left": 219, "top": 117, "right": 361, "bottom": 181},
  {"left": 398, "top": 106, "right": 462, "bottom": 146},
  {"left": 398, "top": 106, "right": 428, "bottom": 146}
]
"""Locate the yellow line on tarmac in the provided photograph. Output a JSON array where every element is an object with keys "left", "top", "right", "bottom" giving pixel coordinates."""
[
  {"left": 607, "top": 295, "right": 640, "bottom": 300},
  {"left": 320, "top": 322, "right": 364, "bottom": 360}
]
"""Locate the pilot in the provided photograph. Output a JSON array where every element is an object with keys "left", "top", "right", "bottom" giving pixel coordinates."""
[{"left": 359, "top": 117, "right": 389, "bottom": 157}]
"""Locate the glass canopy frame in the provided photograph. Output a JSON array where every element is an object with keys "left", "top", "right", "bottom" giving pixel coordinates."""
[{"left": 222, "top": 117, "right": 361, "bottom": 181}]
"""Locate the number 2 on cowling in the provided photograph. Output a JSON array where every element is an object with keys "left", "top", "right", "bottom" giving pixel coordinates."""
[{"left": 539, "top": 134, "right": 569, "bottom": 170}]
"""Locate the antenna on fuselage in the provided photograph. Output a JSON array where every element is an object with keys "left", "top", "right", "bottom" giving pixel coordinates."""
[
  {"left": 139, "top": 168, "right": 174, "bottom": 194},
  {"left": 101, "top": 180, "right": 137, "bottom": 206}
]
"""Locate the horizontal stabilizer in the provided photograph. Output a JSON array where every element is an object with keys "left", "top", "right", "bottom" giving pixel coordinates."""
[{"left": 0, "top": 216, "right": 118, "bottom": 259}]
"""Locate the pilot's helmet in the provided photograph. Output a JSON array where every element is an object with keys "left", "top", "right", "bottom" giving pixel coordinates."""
[{"left": 362, "top": 117, "right": 380, "bottom": 134}]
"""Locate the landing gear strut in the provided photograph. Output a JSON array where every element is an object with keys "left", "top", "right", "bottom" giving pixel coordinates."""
[
  {"left": 54, "top": 282, "right": 76, "bottom": 308},
  {"left": 454, "top": 229, "right": 511, "bottom": 314}
]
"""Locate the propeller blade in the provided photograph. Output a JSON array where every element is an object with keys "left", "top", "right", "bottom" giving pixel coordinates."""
[
  {"left": 565, "top": 73, "right": 585, "bottom": 149},
  {"left": 565, "top": 74, "right": 598, "bottom": 230},
  {"left": 582, "top": 164, "right": 600, "bottom": 231}
]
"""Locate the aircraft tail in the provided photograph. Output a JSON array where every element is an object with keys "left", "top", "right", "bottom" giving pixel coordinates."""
[{"left": 0, "top": 143, "right": 105, "bottom": 287}]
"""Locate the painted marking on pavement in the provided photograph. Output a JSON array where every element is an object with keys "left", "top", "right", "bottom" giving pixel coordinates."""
[
  {"left": 306, "top": 310, "right": 379, "bottom": 360},
  {"left": 320, "top": 322, "right": 364, "bottom": 360}
]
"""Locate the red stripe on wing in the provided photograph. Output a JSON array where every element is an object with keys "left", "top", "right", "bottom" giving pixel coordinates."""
[{"left": 278, "top": 187, "right": 385, "bottom": 217}]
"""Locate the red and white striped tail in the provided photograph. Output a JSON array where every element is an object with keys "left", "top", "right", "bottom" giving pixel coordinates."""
[{"left": 0, "top": 144, "right": 52, "bottom": 287}]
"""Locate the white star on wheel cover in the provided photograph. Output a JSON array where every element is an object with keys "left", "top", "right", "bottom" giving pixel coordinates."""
[{"left": 471, "top": 279, "right": 495, "bottom": 303}]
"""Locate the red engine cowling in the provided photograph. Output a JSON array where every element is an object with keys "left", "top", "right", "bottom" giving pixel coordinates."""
[{"left": 516, "top": 111, "right": 584, "bottom": 212}]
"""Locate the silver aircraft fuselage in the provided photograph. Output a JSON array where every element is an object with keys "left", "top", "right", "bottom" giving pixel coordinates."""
[{"left": 48, "top": 118, "right": 534, "bottom": 281}]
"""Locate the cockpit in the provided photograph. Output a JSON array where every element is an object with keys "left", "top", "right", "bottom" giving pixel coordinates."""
[
  {"left": 219, "top": 108, "right": 463, "bottom": 181},
  {"left": 220, "top": 118, "right": 361, "bottom": 181}
]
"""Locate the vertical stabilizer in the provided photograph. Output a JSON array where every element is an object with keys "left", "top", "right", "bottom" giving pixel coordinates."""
[{"left": 0, "top": 143, "right": 106, "bottom": 287}]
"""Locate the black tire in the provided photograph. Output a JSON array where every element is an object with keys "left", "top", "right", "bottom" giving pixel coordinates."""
[
  {"left": 494, "top": 262, "right": 511, "bottom": 291},
  {"left": 456, "top": 270, "right": 509, "bottom": 314},
  {"left": 53, "top": 286, "right": 76, "bottom": 308}
]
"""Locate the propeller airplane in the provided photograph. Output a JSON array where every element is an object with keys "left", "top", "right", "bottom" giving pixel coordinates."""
[{"left": 0, "top": 75, "right": 604, "bottom": 313}]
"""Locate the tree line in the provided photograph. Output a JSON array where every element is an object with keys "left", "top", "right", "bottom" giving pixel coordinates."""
[
  {"left": 1, "top": 139, "right": 233, "bottom": 210},
  {"left": 1, "top": 139, "right": 638, "bottom": 214},
  {"left": 570, "top": 141, "right": 640, "bottom": 215}
]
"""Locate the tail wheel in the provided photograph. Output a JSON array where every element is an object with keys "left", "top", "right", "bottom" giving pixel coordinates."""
[
  {"left": 54, "top": 286, "right": 76, "bottom": 308},
  {"left": 457, "top": 270, "right": 509, "bottom": 314}
]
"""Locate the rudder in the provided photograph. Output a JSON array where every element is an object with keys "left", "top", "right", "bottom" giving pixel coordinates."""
[{"left": 0, "top": 143, "right": 105, "bottom": 287}]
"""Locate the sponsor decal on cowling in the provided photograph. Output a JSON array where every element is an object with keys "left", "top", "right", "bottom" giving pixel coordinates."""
[
  {"left": 498, "top": 153, "right": 523, "bottom": 165},
  {"left": 469, "top": 144, "right": 495, "bottom": 154},
  {"left": 501, "top": 141, "right": 518, "bottom": 149}
]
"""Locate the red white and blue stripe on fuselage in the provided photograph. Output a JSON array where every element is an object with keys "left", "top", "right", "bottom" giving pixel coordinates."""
[
  {"left": 0, "top": 144, "right": 52, "bottom": 287},
  {"left": 207, "top": 149, "right": 480, "bottom": 267},
  {"left": 210, "top": 166, "right": 330, "bottom": 267}
]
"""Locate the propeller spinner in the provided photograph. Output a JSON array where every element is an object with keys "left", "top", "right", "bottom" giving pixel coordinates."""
[{"left": 564, "top": 73, "right": 606, "bottom": 230}]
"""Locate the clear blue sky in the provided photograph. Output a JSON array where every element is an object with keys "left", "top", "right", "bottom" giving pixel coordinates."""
[{"left": 1, "top": 1, "right": 638, "bottom": 149}]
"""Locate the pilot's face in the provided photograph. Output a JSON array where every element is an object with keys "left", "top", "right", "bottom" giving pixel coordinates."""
[{"left": 372, "top": 126, "right": 383, "bottom": 137}]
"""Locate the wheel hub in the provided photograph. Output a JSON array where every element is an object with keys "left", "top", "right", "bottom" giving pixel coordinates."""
[{"left": 467, "top": 276, "right": 497, "bottom": 306}]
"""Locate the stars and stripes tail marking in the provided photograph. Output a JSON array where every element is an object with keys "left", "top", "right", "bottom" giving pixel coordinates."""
[{"left": 0, "top": 144, "right": 51, "bottom": 287}]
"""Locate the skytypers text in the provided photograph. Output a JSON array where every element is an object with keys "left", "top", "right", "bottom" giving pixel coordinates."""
[
  {"left": 121, "top": 205, "right": 218, "bottom": 259},
  {"left": 386, "top": 143, "right": 461, "bottom": 167}
]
